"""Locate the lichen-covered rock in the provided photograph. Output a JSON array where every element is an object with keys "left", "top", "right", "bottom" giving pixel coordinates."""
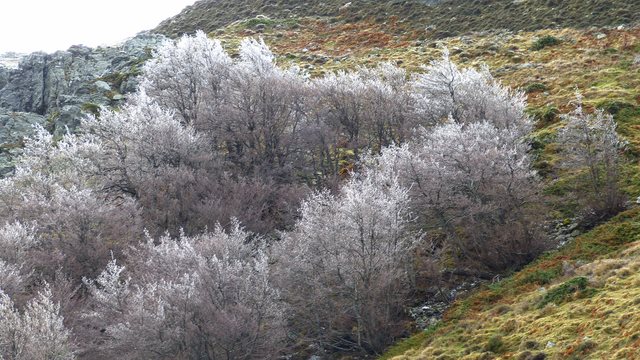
[
  {"left": 0, "top": 108, "right": 46, "bottom": 176},
  {"left": 0, "top": 33, "right": 166, "bottom": 135},
  {"left": 0, "top": 66, "right": 8, "bottom": 90}
]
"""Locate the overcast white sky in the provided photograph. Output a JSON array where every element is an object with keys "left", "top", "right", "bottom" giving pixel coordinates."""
[{"left": 0, "top": 0, "right": 197, "bottom": 53}]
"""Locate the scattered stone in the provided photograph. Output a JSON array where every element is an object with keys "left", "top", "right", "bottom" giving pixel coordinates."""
[
  {"left": 595, "top": 33, "right": 607, "bottom": 40},
  {"left": 94, "top": 80, "right": 112, "bottom": 92},
  {"left": 545, "top": 341, "right": 555, "bottom": 348},
  {"left": 339, "top": 2, "right": 352, "bottom": 11},
  {"left": 313, "top": 55, "right": 330, "bottom": 65}
]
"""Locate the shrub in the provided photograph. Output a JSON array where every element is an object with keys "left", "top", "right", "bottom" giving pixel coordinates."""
[
  {"left": 528, "top": 105, "right": 560, "bottom": 127},
  {"left": 524, "top": 82, "right": 547, "bottom": 93},
  {"left": 537, "top": 276, "right": 592, "bottom": 308},
  {"left": 531, "top": 35, "right": 561, "bottom": 50},
  {"left": 485, "top": 335, "right": 505, "bottom": 353},
  {"left": 559, "top": 95, "right": 626, "bottom": 220}
]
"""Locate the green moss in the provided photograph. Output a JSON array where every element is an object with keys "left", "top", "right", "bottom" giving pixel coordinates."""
[
  {"left": 537, "top": 277, "right": 592, "bottom": 309},
  {"left": 81, "top": 103, "right": 101, "bottom": 117},
  {"left": 99, "top": 71, "right": 128, "bottom": 90},
  {"left": 531, "top": 35, "right": 561, "bottom": 50},
  {"left": 524, "top": 82, "right": 547, "bottom": 93},
  {"left": 520, "top": 268, "right": 561, "bottom": 286},
  {"left": 484, "top": 335, "right": 505, "bottom": 354}
]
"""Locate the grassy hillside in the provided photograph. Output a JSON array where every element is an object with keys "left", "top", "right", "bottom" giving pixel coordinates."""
[
  {"left": 156, "top": 0, "right": 640, "bottom": 39},
  {"left": 208, "top": 20, "right": 640, "bottom": 360},
  {"left": 382, "top": 208, "right": 640, "bottom": 359},
  {"left": 152, "top": 1, "right": 640, "bottom": 358}
]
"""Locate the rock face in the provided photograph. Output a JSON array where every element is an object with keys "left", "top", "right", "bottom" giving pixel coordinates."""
[
  {"left": 0, "top": 52, "right": 24, "bottom": 70},
  {"left": 0, "top": 110, "right": 46, "bottom": 176},
  {"left": 0, "top": 32, "right": 167, "bottom": 175},
  {"left": 0, "top": 33, "right": 165, "bottom": 120},
  {"left": 0, "top": 67, "right": 8, "bottom": 91}
]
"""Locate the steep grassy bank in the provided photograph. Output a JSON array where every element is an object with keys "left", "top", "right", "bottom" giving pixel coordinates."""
[
  {"left": 382, "top": 207, "right": 640, "bottom": 359},
  {"left": 156, "top": 0, "right": 640, "bottom": 40}
]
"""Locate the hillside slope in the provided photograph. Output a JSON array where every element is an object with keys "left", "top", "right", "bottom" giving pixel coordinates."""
[
  {"left": 1, "top": 0, "right": 639, "bottom": 358},
  {"left": 156, "top": 0, "right": 640, "bottom": 39},
  {"left": 175, "top": 4, "right": 640, "bottom": 359},
  {"left": 383, "top": 208, "right": 640, "bottom": 359}
]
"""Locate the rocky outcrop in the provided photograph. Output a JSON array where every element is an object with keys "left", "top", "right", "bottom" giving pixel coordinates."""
[
  {"left": 0, "top": 110, "right": 46, "bottom": 176},
  {"left": 0, "top": 67, "right": 8, "bottom": 91},
  {"left": 0, "top": 33, "right": 166, "bottom": 176},
  {"left": 0, "top": 33, "right": 165, "bottom": 119}
]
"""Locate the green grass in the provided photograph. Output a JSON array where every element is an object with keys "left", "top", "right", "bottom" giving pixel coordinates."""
[
  {"left": 155, "top": 0, "right": 640, "bottom": 39},
  {"left": 380, "top": 208, "right": 640, "bottom": 359},
  {"left": 536, "top": 276, "right": 592, "bottom": 308},
  {"left": 378, "top": 324, "right": 441, "bottom": 360}
]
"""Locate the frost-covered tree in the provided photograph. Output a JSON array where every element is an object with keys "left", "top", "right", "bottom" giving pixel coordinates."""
[
  {"left": 274, "top": 168, "right": 420, "bottom": 353},
  {"left": 0, "top": 126, "right": 141, "bottom": 281},
  {"left": 413, "top": 49, "right": 529, "bottom": 134},
  {"left": 0, "top": 286, "right": 75, "bottom": 360},
  {"left": 312, "top": 63, "right": 415, "bottom": 157},
  {"left": 221, "top": 38, "right": 308, "bottom": 177},
  {"left": 84, "top": 224, "right": 286, "bottom": 359},
  {"left": 80, "top": 92, "right": 214, "bottom": 235},
  {"left": 375, "top": 120, "right": 541, "bottom": 271},
  {"left": 355, "top": 51, "right": 544, "bottom": 271},
  {"left": 0, "top": 261, "right": 26, "bottom": 299},
  {"left": 140, "top": 30, "right": 232, "bottom": 126},
  {"left": 0, "top": 221, "right": 38, "bottom": 265},
  {"left": 559, "top": 94, "right": 626, "bottom": 219}
]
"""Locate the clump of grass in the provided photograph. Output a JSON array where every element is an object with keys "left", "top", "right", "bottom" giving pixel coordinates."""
[
  {"left": 595, "top": 100, "right": 636, "bottom": 115},
  {"left": 528, "top": 105, "right": 560, "bottom": 127},
  {"left": 81, "top": 103, "right": 101, "bottom": 117},
  {"left": 378, "top": 324, "right": 440, "bottom": 360},
  {"left": 532, "top": 35, "right": 561, "bottom": 50},
  {"left": 567, "top": 338, "right": 597, "bottom": 359},
  {"left": 484, "top": 335, "right": 506, "bottom": 354},
  {"left": 525, "top": 82, "right": 547, "bottom": 93},
  {"left": 537, "top": 276, "right": 592, "bottom": 308},
  {"left": 520, "top": 268, "right": 561, "bottom": 286}
]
